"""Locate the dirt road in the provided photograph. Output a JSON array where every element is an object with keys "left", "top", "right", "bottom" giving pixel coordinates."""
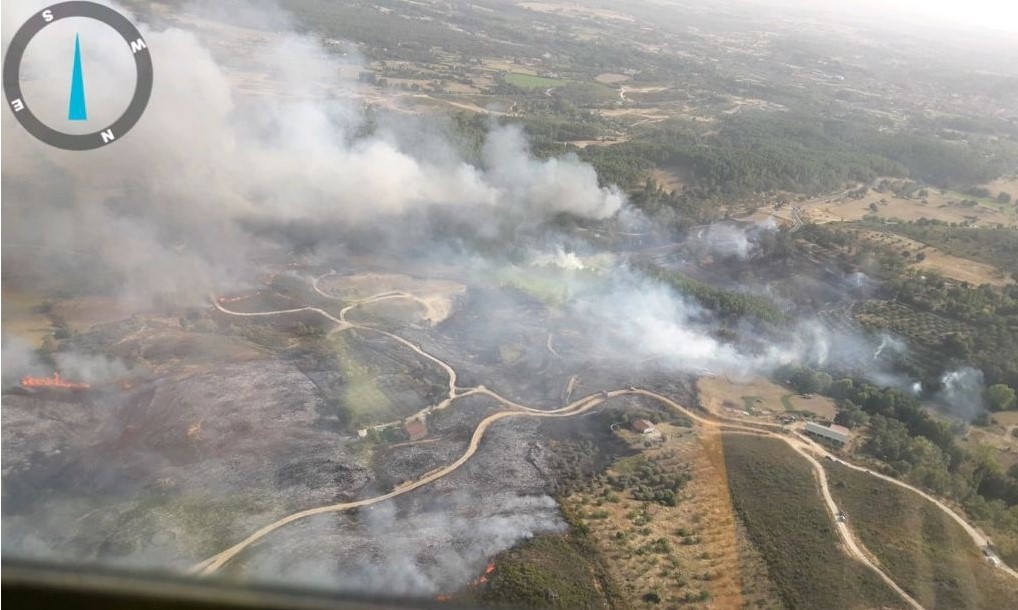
[
  {"left": 791, "top": 428, "right": 1018, "bottom": 580},
  {"left": 727, "top": 430, "right": 924, "bottom": 609},
  {"left": 201, "top": 279, "right": 1016, "bottom": 599},
  {"left": 192, "top": 381, "right": 920, "bottom": 610}
]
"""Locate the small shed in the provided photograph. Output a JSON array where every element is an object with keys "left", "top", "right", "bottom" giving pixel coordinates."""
[{"left": 632, "top": 419, "right": 657, "bottom": 435}]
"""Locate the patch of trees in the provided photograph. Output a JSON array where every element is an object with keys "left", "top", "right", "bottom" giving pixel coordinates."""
[
  {"left": 579, "top": 144, "right": 658, "bottom": 189},
  {"left": 521, "top": 115, "right": 603, "bottom": 144},
  {"left": 864, "top": 218, "right": 1018, "bottom": 279},
  {"left": 606, "top": 456, "right": 690, "bottom": 507},
  {"left": 547, "top": 439, "right": 605, "bottom": 495},
  {"left": 986, "top": 384, "right": 1017, "bottom": 412},
  {"left": 887, "top": 273, "right": 1018, "bottom": 389},
  {"left": 778, "top": 366, "right": 1018, "bottom": 516},
  {"left": 868, "top": 134, "right": 1014, "bottom": 187},
  {"left": 627, "top": 180, "right": 724, "bottom": 229},
  {"left": 780, "top": 368, "right": 964, "bottom": 463},
  {"left": 581, "top": 116, "right": 904, "bottom": 197}
]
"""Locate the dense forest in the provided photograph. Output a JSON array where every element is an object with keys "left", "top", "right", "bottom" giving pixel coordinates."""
[{"left": 580, "top": 112, "right": 1017, "bottom": 200}]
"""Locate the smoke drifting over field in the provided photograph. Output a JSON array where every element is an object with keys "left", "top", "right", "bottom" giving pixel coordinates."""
[
  {"left": 1, "top": 335, "right": 130, "bottom": 385},
  {"left": 2, "top": 1, "right": 622, "bottom": 308},
  {"left": 570, "top": 271, "right": 914, "bottom": 382},
  {"left": 1, "top": 1, "right": 951, "bottom": 400},
  {"left": 696, "top": 219, "right": 777, "bottom": 260},
  {"left": 3, "top": 0, "right": 877, "bottom": 382},
  {"left": 2, "top": 0, "right": 993, "bottom": 600}
]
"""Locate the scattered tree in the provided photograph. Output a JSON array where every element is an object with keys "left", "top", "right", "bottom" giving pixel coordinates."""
[{"left": 986, "top": 384, "right": 1017, "bottom": 412}]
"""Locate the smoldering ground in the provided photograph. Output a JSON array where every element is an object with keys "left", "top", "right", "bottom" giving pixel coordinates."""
[{"left": 241, "top": 492, "right": 563, "bottom": 596}]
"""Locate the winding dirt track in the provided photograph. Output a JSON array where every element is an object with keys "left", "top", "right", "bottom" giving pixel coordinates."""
[{"left": 199, "top": 277, "right": 1016, "bottom": 604}]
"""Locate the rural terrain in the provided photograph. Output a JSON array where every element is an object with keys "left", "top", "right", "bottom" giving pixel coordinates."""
[{"left": 3, "top": 1, "right": 1018, "bottom": 609}]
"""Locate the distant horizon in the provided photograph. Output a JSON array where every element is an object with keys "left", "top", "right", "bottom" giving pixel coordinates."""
[{"left": 796, "top": 0, "right": 1018, "bottom": 34}]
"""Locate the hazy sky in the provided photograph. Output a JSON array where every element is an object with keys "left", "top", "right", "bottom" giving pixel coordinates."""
[{"left": 839, "top": 0, "right": 1018, "bottom": 33}]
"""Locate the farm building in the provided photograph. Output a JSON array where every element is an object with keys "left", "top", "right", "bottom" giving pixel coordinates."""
[
  {"left": 405, "top": 419, "right": 428, "bottom": 441},
  {"left": 632, "top": 419, "right": 657, "bottom": 435},
  {"left": 804, "top": 422, "right": 851, "bottom": 445}
]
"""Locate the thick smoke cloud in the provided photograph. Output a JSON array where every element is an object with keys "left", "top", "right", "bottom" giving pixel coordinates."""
[
  {"left": 572, "top": 271, "right": 870, "bottom": 378},
  {"left": 559, "top": 263, "right": 934, "bottom": 397},
  {"left": 694, "top": 218, "right": 777, "bottom": 260},
  {"left": 2, "top": 1, "right": 623, "bottom": 308}
]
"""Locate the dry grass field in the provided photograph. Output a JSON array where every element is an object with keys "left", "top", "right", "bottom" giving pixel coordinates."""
[
  {"left": 564, "top": 425, "right": 781, "bottom": 608},
  {"left": 697, "top": 375, "right": 839, "bottom": 421},
  {"left": 826, "top": 461, "right": 1018, "bottom": 609},
  {"left": 850, "top": 229, "right": 1012, "bottom": 286},
  {"left": 806, "top": 190, "right": 1013, "bottom": 226}
]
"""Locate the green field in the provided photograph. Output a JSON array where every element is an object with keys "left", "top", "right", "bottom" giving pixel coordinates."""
[
  {"left": 826, "top": 463, "right": 1018, "bottom": 609},
  {"left": 494, "top": 265, "right": 599, "bottom": 306},
  {"left": 329, "top": 333, "right": 392, "bottom": 426},
  {"left": 722, "top": 434, "right": 905, "bottom": 609},
  {"left": 504, "top": 73, "right": 571, "bottom": 89}
]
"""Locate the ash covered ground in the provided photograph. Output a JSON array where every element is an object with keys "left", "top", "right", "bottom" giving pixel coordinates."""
[{"left": 2, "top": 264, "right": 690, "bottom": 593}]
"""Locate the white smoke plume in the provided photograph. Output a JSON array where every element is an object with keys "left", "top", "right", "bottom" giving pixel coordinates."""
[
  {"left": 937, "top": 367, "right": 986, "bottom": 420},
  {"left": 2, "top": 0, "right": 624, "bottom": 309},
  {"left": 1, "top": 335, "right": 49, "bottom": 385},
  {"left": 532, "top": 246, "right": 586, "bottom": 270},
  {"left": 574, "top": 274, "right": 840, "bottom": 377},
  {"left": 696, "top": 219, "right": 776, "bottom": 260}
]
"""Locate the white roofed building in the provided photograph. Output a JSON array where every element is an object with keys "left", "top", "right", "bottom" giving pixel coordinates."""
[{"left": 804, "top": 421, "right": 851, "bottom": 445}]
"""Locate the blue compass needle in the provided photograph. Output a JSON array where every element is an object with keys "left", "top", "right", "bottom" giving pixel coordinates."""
[{"left": 68, "top": 33, "right": 87, "bottom": 121}]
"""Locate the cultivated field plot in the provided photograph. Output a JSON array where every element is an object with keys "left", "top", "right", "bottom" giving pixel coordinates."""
[
  {"left": 504, "top": 73, "right": 570, "bottom": 89},
  {"left": 825, "top": 462, "right": 1018, "bottom": 608},
  {"left": 722, "top": 435, "right": 906, "bottom": 609},
  {"left": 850, "top": 229, "right": 1012, "bottom": 287},
  {"left": 853, "top": 300, "right": 971, "bottom": 372},
  {"left": 564, "top": 426, "right": 782, "bottom": 609},
  {"left": 793, "top": 188, "right": 1017, "bottom": 227},
  {"left": 957, "top": 427, "right": 1018, "bottom": 472},
  {"left": 853, "top": 300, "right": 969, "bottom": 338},
  {"left": 648, "top": 167, "right": 687, "bottom": 193},
  {"left": 993, "top": 412, "right": 1018, "bottom": 428},
  {"left": 697, "top": 375, "right": 838, "bottom": 421},
  {"left": 983, "top": 177, "right": 1018, "bottom": 205}
]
